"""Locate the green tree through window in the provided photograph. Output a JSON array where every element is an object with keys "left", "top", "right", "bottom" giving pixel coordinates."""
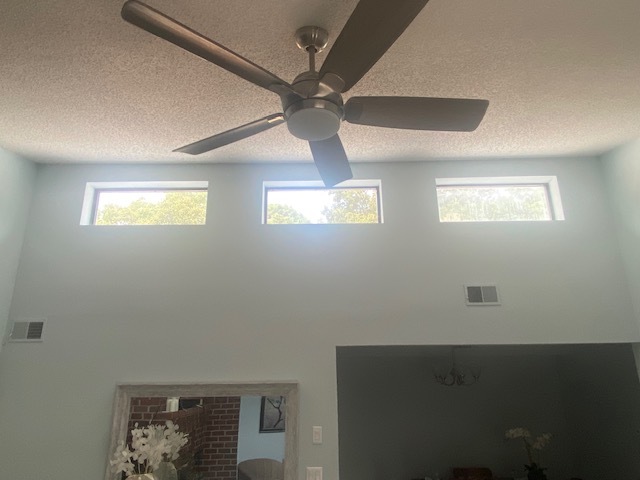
[
  {"left": 95, "top": 190, "right": 207, "bottom": 225},
  {"left": 266, "top": 203, "right": 311, "bottom": 224},
  {"left": 322, "top": 188, "right": 378, "bottom": 224},
  {"left": 437, "top": 185, "right": 551, "bottom": 222}
]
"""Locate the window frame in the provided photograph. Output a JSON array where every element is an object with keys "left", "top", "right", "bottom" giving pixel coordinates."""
[
  {"left": 435, "top": 176, "right": 564, "bottom": 222},
  {"left": 80, "top": 181, "right": 209, "bottom": 226},
  {"left": 262, "top": 180, "right": 383, "bottom": 225}
]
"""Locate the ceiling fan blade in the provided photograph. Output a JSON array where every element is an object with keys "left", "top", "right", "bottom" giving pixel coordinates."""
[
  {"left": 309, "top": 135, "right": 353, "bottom": 187},
  {"left": 174, "top": 114, "right": 285, "bottom": 155},
  {"left": 319, "top": 0, "right": 429, "bottom": 93},
  {"left": 345, "top": 97, "right": 489, "bottom": 131},
  {"left": 121, "top": 0, "right": 292, "bottom": 93}
]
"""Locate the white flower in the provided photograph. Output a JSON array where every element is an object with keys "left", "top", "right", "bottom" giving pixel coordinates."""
[
  {"left": 505, "top": 427, "right": 552, "bottom": 467},
  {"left": 532, "top": 433, "right": 552, "bottom": 450},
  {"left": 505, "top": 427, "right": 531, "bottom": 439},
  {"left": 110, "top": 420, "right": 188, "bottom": 475}
]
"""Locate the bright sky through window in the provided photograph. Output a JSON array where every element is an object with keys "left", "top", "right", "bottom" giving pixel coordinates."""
[
  {"left": 265, "top": 187, "right": 380, "bottom": 224},
  {"left": 267, "top": 189, "right": 332, "bottom": 223},
  {"left": 97, "top": 190, "right": 167, "bottom": 207}
]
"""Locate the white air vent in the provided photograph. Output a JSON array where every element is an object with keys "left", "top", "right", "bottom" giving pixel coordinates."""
[
  {"left": 464, "top": 285, "right": 500, "bottom": 306},
  {"left": 9, "top": 319, "right": 46, "bottom": 342}
]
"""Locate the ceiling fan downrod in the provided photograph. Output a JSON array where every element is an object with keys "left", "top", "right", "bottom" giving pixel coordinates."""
[
  {"left": 285, "top": 26, "right": 343, "bottom": 142},
  {"left": 294, "top": 26, "right": 329, "bottom": 73}
]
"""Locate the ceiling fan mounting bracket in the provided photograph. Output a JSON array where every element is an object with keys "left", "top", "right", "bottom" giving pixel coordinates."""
[{"left": 294, "top": 26, "right": 329, "bottom": 54}]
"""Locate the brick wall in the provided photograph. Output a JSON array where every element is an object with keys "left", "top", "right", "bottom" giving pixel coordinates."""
[
  {"left": 129, "top": 396, "right": 167, "bottom": 426},
  {"left": 199, "top": 396, "right": 241, "bottom": 480},
  {"left": 126, "top": 396, "right": 241, "bottom": 480}
]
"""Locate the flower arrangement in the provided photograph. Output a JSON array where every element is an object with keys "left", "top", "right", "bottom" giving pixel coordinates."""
[
  {"left": 111, "top": 420, "right": 188, "bottom": 477},
  {"left": 505, "top": 427, "right": 552, "bottom": 480}
]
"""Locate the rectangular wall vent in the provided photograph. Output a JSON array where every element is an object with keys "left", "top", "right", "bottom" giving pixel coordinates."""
[
  {"left": 464, "top": 285, "right": 500, "bottom": 306},
  {"left": 9, "top": 319, "right": 46, "bottom": 342}
]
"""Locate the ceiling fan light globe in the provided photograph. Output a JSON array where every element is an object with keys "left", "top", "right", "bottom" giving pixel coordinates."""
[{"left": 286, "top": 108, "right": 341, "bottom": 141}]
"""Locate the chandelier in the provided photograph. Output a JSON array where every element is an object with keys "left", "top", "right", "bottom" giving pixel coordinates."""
[{"left": 434, "top": 348, "right": 481, "bottom": 386}]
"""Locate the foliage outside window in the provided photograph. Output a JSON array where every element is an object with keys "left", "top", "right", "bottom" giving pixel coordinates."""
[
  {"left": 92, "top": 189, "right": 207, "bottom": 225},
  {"left": 264, "top": 185, "right": 381, "bottom": 224},
  {"left": 436, "top": 182, "right": 556, "bottom": 222}
]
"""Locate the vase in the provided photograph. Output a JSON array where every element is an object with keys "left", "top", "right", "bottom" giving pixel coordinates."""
[
  {"left": 126, "top": 474, "right": 157, "bottom": 480},
  {"left": 527, "top": 472, "right": 547, "bottom": 480},
  {"left": 525, "top": 464, "right": 547, "bottom": 480},
  {"left": 155, "top": 461, "right": 178, "bottom": 480}
]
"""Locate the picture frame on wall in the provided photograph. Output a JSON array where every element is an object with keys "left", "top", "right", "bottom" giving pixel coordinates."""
[{"left": 260, "top": 395, "right": 286, "bottom": 433}]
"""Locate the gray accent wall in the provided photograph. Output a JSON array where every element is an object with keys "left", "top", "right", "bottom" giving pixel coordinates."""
[{"left": 336, "top": 344, "right": 640, "bottom": 480}]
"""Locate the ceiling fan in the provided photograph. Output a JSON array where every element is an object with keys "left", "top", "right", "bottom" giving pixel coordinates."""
[{"left": 121, "top": 0, "right": 489, "bottom": 186}]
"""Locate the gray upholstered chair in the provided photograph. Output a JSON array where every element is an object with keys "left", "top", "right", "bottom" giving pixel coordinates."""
[{"left": 237, "top": 458, "right": 284, "bottom": 480}]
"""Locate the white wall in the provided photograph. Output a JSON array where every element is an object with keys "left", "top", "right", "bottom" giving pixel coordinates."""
[
  {"left": 0, "top": 157, "right": 637, "bottom": 480},
  {"left": 601, "top": 140, "right": 640, "bottom": 327},
  {"left": 0, "top": 150, "right": 36, "bottom": 352},
  {"left": 237, "top": 396, "right": 285, "bottom": 463}
]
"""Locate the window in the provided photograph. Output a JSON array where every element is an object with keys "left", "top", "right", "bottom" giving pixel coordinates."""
[
  {"left": 80, "top": 181, "right": 208, "bottom": 226},
  {"left": 263, "top": 180, "right": 382, "bottom": 224},
  {"left": 436, "top": 176, "right": 564, "bottom": 222}
]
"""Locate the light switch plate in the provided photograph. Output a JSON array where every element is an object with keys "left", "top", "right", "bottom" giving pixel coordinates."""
[
  {"left": 307, "top": 467, "right": 322, "bottom": 480},
  {"left": 312, "top": 426, "right": 322, "bottom": 444}
]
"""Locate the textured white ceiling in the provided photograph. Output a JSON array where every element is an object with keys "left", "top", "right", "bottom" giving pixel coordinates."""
[{"left": 1, "top": 0, "right": 639, "bottom": 165}]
